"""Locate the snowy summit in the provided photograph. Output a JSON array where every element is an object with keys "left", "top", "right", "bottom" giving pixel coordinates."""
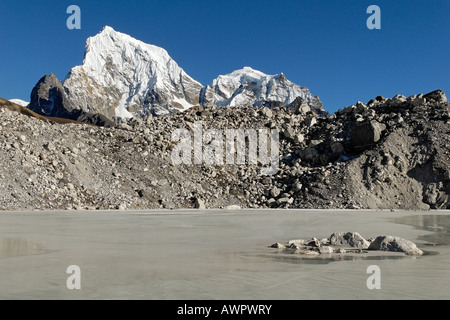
[
  {"left": 63, "top": 26, "right": 203, "bottom": 118},
  {"left": 200, "top": 66, "right": 324, "bottom": 114}
]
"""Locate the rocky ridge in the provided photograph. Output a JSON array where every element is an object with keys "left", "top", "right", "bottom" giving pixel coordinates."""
[{"left": 0, "top": 89, "right": 448, "bottom": 211}]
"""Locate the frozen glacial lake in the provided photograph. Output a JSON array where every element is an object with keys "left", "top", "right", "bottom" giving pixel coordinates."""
[{"left": 0, "top": 209, "right": 449, "bottom": 300}]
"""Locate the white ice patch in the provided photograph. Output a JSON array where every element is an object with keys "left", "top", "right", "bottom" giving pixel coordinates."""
[{"left": 9, "top": 99, "right": 29, "bottom": 107}]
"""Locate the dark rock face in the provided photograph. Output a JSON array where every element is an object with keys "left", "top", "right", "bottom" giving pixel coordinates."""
[
  {"left": 29, "top": 73, "right": 76, "bottom": 119},
  {"left": 424, "top": 89, "right": 447, "bottom": 103},
  {"left": 28, "top": 74, "right": 115, "bottom": 127}
]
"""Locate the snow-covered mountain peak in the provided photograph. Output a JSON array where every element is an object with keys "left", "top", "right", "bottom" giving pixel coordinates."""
[
  {"left": 228, "top": 66, "right": 267, "bottom": 77},
  {"left": 82, "top": 25, "right": 172, "bottom": 72},
  {"left": 216, "top": 67, "right": 274, "bottom": 85},
  {"left": 201, "top": 66, "right": 325, "bottom": 114},
  {"left": 63, "top": 26, "right": 203, "bottom": 118}
]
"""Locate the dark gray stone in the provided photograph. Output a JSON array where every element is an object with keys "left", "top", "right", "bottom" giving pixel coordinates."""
[{"left": 350, "top": 120, "right": 387, "bottom": 148}]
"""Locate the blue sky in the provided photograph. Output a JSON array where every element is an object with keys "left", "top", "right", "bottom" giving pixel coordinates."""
[{"left": 0, "top": 0, "right": 448, "bottom": 113}]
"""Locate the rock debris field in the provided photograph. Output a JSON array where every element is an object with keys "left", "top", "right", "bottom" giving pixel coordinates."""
[{"left": 0, "top": 89, "right": 448, "bottom": 211}]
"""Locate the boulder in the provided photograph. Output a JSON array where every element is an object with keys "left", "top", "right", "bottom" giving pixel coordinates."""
[
  {"left": 330, "top": 142, "right": 345, "bottom": 154},
  {"left": 318, "top": 246, "right": 334, "bottom": 254},
  {"left": 368, "top": 236, "right": 423, "bottom": 256},
  {"left": 44, "top": 142, "right": 56, "bottom": 151},
  {"left": 270, "top": 243, "right": 286, "bottom": 250},
  {"left": 340, "top": 105, "right": 356, "bottom": 115},
  {"left": 260, "top": 108, "right": 273, "bottom": 118},
  {"left": 350, "top": 120, "right": 386, "bottom": 148},
  {"left": 355, "top": 101, "right": 367, "bottom": 112},
  {"left": 289, "top": 97, "right": 311, "bottom": 114},
  {"left": 296, "top": 147, "right": 318, "bottom": 161},
  {"left": 307, "top": 238, "right": 320, "bottom": 247},
  {"left": 294, "top": 134, "right": 305, "bottom": 144},
  {"left": 424, "top": 89, "right": 447, "bottom": 103},
  {"left": 288, "top": 239, "right": 306, "bottom": 248},
  {"left": 329, "top": 232, "right": 370, "bottom": 249},
  {"left": 194, "top": 198, "right": 206, "bottom": 209},
  {"left": 270, "top": 187, "right": 281, "bottom": 198},
  {"left": 305, "top": 117, "right": 317, "bottom": 127},
  {"left": 282, "top": 127, "right": 295, "bottom": 139},
  {"left": 424, "top": 184, "right": 439, "bottom": 206},
  {"left": 391, "top": 94, "right": 407, "bottom": 107},
  {"left": 409, "top": 94, "right": 426, "bottom": 107},
  {"left": 292, "top": 182, "right": 303, "bottom": 191}
]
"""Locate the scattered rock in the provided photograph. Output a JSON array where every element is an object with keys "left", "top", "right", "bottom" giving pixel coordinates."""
[
  {"left": 0, "top": 88, "right": 448, "bottom": 211},
  {"left": 273, "top": 232, "right": 423, "bottom": 256}
]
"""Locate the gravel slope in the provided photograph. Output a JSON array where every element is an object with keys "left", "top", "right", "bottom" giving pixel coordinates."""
[{"left": 0, "top": 90, "right": 448, "bottom": 211}]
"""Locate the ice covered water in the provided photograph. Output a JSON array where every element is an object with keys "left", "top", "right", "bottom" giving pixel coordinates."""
[{"left": 0, "top": 210, "right": 449, "bottom": 299}]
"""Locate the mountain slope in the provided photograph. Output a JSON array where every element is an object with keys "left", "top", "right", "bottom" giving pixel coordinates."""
[{"left": 1, "top": 90, "right": 448, "bottom": 210}]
